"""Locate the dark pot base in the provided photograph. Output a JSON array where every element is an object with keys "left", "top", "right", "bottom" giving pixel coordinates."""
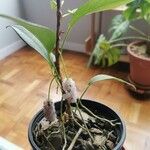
[{"left": 28, "top": 99, "right": 126, "bottom": 150}]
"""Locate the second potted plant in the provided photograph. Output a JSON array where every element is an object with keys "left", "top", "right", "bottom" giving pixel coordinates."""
[{"left": 89, "top": 0, "right": 150, "bottom": 92}]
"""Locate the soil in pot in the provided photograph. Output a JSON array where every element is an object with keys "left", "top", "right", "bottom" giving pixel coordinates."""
[
  {"left": 129, "top": 42, "right": 150, "bottom": 59},
  {"left": 29, "top": 100, "right": 125, "bottom": 150}
]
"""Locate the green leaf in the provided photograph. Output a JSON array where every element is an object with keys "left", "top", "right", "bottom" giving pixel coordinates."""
[
  {"left": 88, "top": 74, "right": 135, "bottom": 89},
  {"left": 50, "top": 0, "right": 64, "bottom": 10},
  {"left": 110, "top": 15, "right": 129, "bottom": 40},
  {"left": 123, "top": 0, "right": 150, "bottom": 21},
  {"left": 123, "top": 6, "right": 137, "bottom": 20},
  {"left": 145, "top": 0, "right": 150, "bottom": 2},
  {"left": 63, "top": 8, "right": 78, "bottom": 18},
  {"left": 81, "top": 74, "right": 135, "bottom": 99},
  {"left": 50, "top": 0, "right": 57, "bottom": 10},
  {"left": 68, "top": 0, "right": 133, "bottom": 30},
  {"left": 88, "top": 35, "right": 121, "bottom": 67},
  {"left": 0, "top": 14, "right": 56, "bottom": 53},
  {"left": 10, "top": 25, "right": 50, "bottom": 62},
  {"left": 88, "top": 35, "right": 105, "bottom": 66},
  {"left": 107, "top": 48, "right": 121, "bottom": 66},
  {"left": 140, "top": 1, "right": 150, "bottom": 23}
]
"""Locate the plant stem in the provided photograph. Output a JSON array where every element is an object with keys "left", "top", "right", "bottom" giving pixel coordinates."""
[
  {"left": 110, "top": 43, "right": 127, "bottom": 48},
  {"left": 76, "top": 102, "right": 94, "bottom": 141},
  {"left": 55, "top": 0, "right": 62, "bottom": 85},
  {"left": 60, "top": 28, "right": 70, "bottom": 53},
  {"left": 62, "top": 123, "right": 67, "bottom": 150},
  {"left": 78, "top": 99, "right": 117, "bottom": 127},
  {"left": 43, "top": 133, "right": 56, "bottom": 150},
  {"left": 48, "top": 77, "right": 55, "bottom": 101},
  {"left": 55, "top": 1, "right": 71, "bottom": 117},
  {"left": 110, "top": 36, "right": 150, "bottom": 43},
  {"left": 129, "top": 25, "right": 147, "bottom": 37},
  {"left": 72, "top": 115, "right": 87, "bottom": 131},
  {"left": 79, "top": 84, "right": 90, "bottom": 100},
  {"left": 59, "top": 52, "right": 69, "bottom": 78},
  {"left": 67, "top": 128, "right": 82, "bottom": 150}
]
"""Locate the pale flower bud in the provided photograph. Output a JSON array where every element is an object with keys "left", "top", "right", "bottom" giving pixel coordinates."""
[{"left": 62, "top": 78, "right": 77, "bottom": 103}]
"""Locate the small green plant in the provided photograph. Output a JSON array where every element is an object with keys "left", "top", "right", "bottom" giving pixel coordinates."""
[
  {"left": 88, "top": 0, "right": 150, "bottom": 67},
  {"left": 0, "top": 0, "right": 135, "bottom": 149}
]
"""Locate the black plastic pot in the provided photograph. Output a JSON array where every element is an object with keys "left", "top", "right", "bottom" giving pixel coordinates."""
[{"left": 28, "top": 99, "right": 126, "bottom": 150}]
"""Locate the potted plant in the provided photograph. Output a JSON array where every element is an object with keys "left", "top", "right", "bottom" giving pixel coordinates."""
[
  {"left": 125, "top": 0, "right": 150, "bottom": 89},
  {"left": 0, "top": 0, "right": 135, "bottom": 149},
  {"left": 88, "top": 0, "right": 150, "bottom": 90}
]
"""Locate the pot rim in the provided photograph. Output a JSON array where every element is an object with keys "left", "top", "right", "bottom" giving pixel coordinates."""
[
  {"left": 28, "top": 99, "right": 126, "bottom": 150},
  {"left": 127, "top": 41, "right": 150, "bottom": 62}
]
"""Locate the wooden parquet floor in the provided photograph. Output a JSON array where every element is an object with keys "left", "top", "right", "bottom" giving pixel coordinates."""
[{"left": 0, "top": 46, "right": 150, "bottom": 150}]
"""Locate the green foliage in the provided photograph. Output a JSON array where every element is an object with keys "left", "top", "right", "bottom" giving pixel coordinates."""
[
  {"left": 50, "top": 0, "right": 57, "bottom": 10},
  {"left": 10, "top": 25, "right": 51, "bottom": 63},
  {"left": 124, "top": 0, "right": 142, "bottom": 20},
  {"left": 0, "top": 14, "right": 56, "bottom": 53},
  {"left": 88, "top": 74, "right": 135, "bottom": 89},
  {"left": 68, "top": 0, "right": 133, "bottom": 30},
  {"left": 0, "top": 14, "right": 56, "bottom": 60},
  {"left": 123, "top": 0, "right": 150, "bottom": 23},
  {"left": 89, "top": 0, "right": 150, "bottom": 68},
  {"left": 109, "top": 14, "right": 129, "bottom": 40},
  {"left": 140, "top": 0, "right": 150, "bottom": 23},
  {"left": 88, "top": 35, "right": 121, "bottom": 67}
]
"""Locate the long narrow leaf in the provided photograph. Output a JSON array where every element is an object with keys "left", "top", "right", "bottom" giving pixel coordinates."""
[
  {"left": 10, "top": 25, "right": 50, "bottom": 62},
  {"left": 88, "top": 74, "right": 135, "bottom": 89},
  {"left": 68, "top": 0, "right": 133, "bottom": 30},
  {"left": 80, "top": 74, "right": 135, "bottom": 99},
  {"left": 0, "top": 14, "right": 56, "bottom": 53}
]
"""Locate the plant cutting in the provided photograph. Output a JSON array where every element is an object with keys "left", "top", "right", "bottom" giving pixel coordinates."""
[{"left": 0, "top": 0, "right": 135, "bottom": 149}]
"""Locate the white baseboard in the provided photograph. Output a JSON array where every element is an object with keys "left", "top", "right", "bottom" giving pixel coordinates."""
[
  {"left": 0, "top": 40, "right": 26, "bottom": 60},
  {"left": 0, "top": 40, "right": 85, "bottom": 60},
  {"left": 63, "top": 41, "right": 85, "bottom": 53}
]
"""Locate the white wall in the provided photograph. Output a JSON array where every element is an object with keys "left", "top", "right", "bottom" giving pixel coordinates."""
[
  {"left": 0, "top": 0, "right": 26, "bottom": 60},
  {"left": 21, "top": 0, "right": 99, "bottom": 53},
  {"left": 0, "top": 0, "right": 149, "bottom": 57},
  {"left": 21, "top": 0, "right": 149, "bottom": 53}
]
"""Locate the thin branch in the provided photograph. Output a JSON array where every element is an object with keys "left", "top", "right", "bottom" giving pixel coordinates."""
[
  {"left": 78, "top": 99, "right": 118, "bottom": 127},
  {"left": 110, "top": 43, "right": 127, "bottom": 48},
  {"left": 110, "top": 36, "right": 150, "bottom": 43},
  {"left": 43, "top": 133, "right": 56, "bottom": 150},
  {"left": 79, "top": 84, "right": 90, "bottom": 100},
  {"left": 62, "top": 123, "right": 67, "bottom": 150},
  {"left": 48, "top": 77, "right": 55, "bottom": 101},
  {"left": 67, "top": 128, "right": 82, "bottom": 150},
  {"left": 76, "top": 102, "right": 94, "bottom": 141},
  {"left": 55, "top": 0, "right": 62, "bottom": 85},
  {"left": 129, "top": 25, "right": 147, "bottom": 37}
]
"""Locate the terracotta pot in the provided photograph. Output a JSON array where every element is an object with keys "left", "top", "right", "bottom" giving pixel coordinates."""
[{"left": 127, "top": 41, "right": 150, "bottom": 87}]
